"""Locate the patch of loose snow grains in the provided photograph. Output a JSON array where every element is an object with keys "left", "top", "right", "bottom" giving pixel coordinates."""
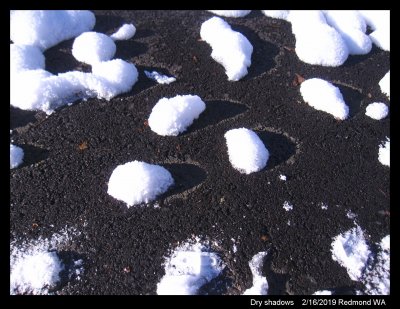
[{"left": 10, "top": 226, "right": 84, "bottom": 295}]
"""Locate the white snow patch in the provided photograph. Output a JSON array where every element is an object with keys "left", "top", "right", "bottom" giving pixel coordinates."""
[
  {"left": 243, "top": 251, "right": 269, "bottom": 295},
  {"left": 283, "top": 201, "right": 293, "bottom": 212},
  {"left": 10, "top": 227, "right": 82, "bottom": 295},
  {"left": 110, "top": 24, "right": 136, "bottom": 41},
  {"left": 148, "top": 95, "right": 206, "bottom": 136},
  {"left": 365, "top": 102, "right": 388, "bottom": 120},
  {"left": 362, "top": 235, "right": 390, "bottom": 295},
  {"left": 261, "top": 10, "right": 289, "bottom": 20},
  {"left": 320, "top": 203, "right": 328, "bottom": 210},
  {"left": 10, "top": 10, "right": 95, "bottom": 51},
  {"left": 72, "top": 32, "right": 116, "bottom": 65},
  {"left": 379, "top": 71, "right": 390, "bottom": 100},
  {"left": 324, "top": 10, "right": 371, "bottom": 55},
  {"left": 378, "top": 138, "right": 390, "bottom": 167},
  {"left": 157, "top": 238, "right": 225, "bottom": 295},
  {"left": 279, "top": 174, "right": 287, "bottom": 181},
  {"left": 224, "top": 128, "right": 269, "bottom": 174},
  {"left": 359, "top": 10, "right": 390, "bottom": 51},
  {"left": 10, "top": 44, "right": 45, "bottom": 74},
  {"left": 200, "top": 17, "right": 253, "bottom": 81},
  {"left": 300, "top": 78, "right": 349, "bottom": 120},
  {"left": 331, "top": 225, "right": 371, "bottom": 281},
  {"left": 144, "top": 70, "right": 176, "bottom": 84},
  {"left": 10, "top": 144, "right": 24, "bottom": 169},
  {"left": 288, "top": 10, "right": 349, "bottom": 67},
  {"left": 107, "top": 160, "right": 174, "bottom": 207},
  {"left": 313, "top": 290, "right": 332, "bottom": 295},
  {"left": 208, "top": 10, "right": 251, "bottom": 18}
]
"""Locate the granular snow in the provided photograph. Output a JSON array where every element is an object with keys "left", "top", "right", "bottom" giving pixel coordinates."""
[
  {"left": 107, "top": 160, "right": 174, "bottom": 207},
  {"left": 72, "top": 32, "right": 117, "bottom": 65},
  {"left": 331, "top": 225, "right": 371, "bottom": 281},
  {"left": 224, "top": 128, "right": 269, "bottom": 174},
  {"left": 148, "top": 94, "right": 206, "bottom": 136},
  {"left": 365, "top": 102, "right": 388, "bottom": 120},
  {"left": 157, "top": 238, "right": 225, "bottom": 295},
  {"left": 243, "top": 251, "right": 269, "bottom": 295},
  {"left": 300, "top": 78, "right": 349, "bottom": 120},
  {"left": 110, "top": 24, "right": 136, "bottom": 41},
  {"left": 200, "top": 16, "right": 253, "bottom": 81},
  {"left": 10, "top": 144, "right": 24, "bottom": 169}
]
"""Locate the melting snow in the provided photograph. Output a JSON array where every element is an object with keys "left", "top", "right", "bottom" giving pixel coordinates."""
[
  {"left": 157, "top": 238, "right": 225, "bottom": 295},
  {"left": 365, "top": 102, "right": 388, "bottom": 120},
  {"left": 379, "top": 71, "right": 390, "bottom": 99},
  {"left": 144, "top": 70, "right": 176, "bottom": 84},
  {"left": 243, "top": 251, "right": 269, "bottom": 295},
  {"left": 378, "top": 138, "right": 390, "bottom": 167},
  {"left": 283, "top": 201, "right": 293, "bottom": 211},
  {"left": 110, "top": 24, "right": 136, "bottom": 41},
  {"left": 10, "top": 144, "right": 24, "bottom": 169},
  {"left": 208, "top": 10, "right": 251, "bottom": 18}
]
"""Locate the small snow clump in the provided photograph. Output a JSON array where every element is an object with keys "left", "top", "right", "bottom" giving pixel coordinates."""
[
  {"left": 72, "top": 32, "right": 117, "bottom": 65},
  {"left": 379, "top": 71, "right": 390, "bottom": 99},
  {"left": 107, "top": 160, "right": 174, "bottom": 207},
  {"left": 200, "top": 16, "right": 253, "bottom": 81},
  {"left": 224, "top": 128, "right": 269, "bottom": 174},
  {"left": 110, "top": 24, "right": 136, "bottom": 41},
  {"left": 378, "top": 138, "right": 390, "bottom": 167},
  {"left": 144, "top": 70, "right": 176, "bottom": 84},
  {"left": 300, "top": 78, "right": 349, "bottom": 120},
  {"left": 365, "top": 102, "right": 388, "bottom": 120},
  {"left": 148, "top": 95, "right": 206, "bottom": 136}
]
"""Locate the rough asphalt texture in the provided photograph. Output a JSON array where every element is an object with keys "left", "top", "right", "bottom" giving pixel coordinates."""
[{"left": 10, "top": 10, "right": 390, "bottom": 295}]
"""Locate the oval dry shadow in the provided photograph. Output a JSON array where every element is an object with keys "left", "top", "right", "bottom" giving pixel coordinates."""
[
  {"left": 230, "top": 24, "right": 280, "bottom": 80},
  {"left": 160, "top": 163, "right": 207, "bottom": 200},
  {"left": 16, "top": 144, "right": 50, "bottom": 168},
  {"left": 334, "top": 84, "right": 363, "bottom": 118},
  {"left": 255, "top": 131, "right": 297, "bottom": 170},
  {"left": 184, "top": 100, "right": 249, "bottom": 134}
]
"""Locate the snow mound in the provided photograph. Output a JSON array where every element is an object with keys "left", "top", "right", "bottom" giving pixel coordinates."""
[
  {"left": 10, "top": 10, "right": 95, "bottom": 51},
  {"left": 10, "top": 144, "right": 24, "bottom": 169},
  {"left": 10, "top": 44, "right": 45, "bottom": 74},
  {"left": 144, "top": 70, "right": 176, "bottom": 84},
  {"left": 378, "top": 138, "right": 390, "bottom": 167},
  {"left": 208, "top": 10, "right": 251, "bottom": 18},
  {"left": 379, "top": 71, "right": 390, "bottom": 100},
  {"left": 148, "top": 95, "right": 206, "bottom": 136},
  {"left": 72, "top": 32, "right": 117, "bottom": 65},
  {"left": 200, "top": 17, "right": 253, "bottom": 81},
  {"left": 331, "top": 225, "right": 371, "bottom": 281},
  {"left": 10, "top": 226, "right": 82, "bottom": 295},
  {"left": 107, "top": 160, "right": 174, "bottom": 207},
  {"left": 300, "top": 78, "right": 349, "bottom": 120},
  {"left": 324, "top": 10, "right": 371, "bottom": 55},
  {"left": 288, "top": 10, "right": 349, "bottom": 66},
  {"left": 261, "top": 10, "right": 289, "bottom": 20},
  {"left": 110, "top": 24, "right": 136, "bottom": 41},
  {"left": 157, "top": 238, "right": 225, "bottom": 295},
  {"left": 224, "top": 128, "right": 269, "bottom": 174},
  {"left": 365, "top": 102, "right": 388, "bottom": 120},
  {"left": 243, "top": 251, "right": 269, "bottom": 295}
]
